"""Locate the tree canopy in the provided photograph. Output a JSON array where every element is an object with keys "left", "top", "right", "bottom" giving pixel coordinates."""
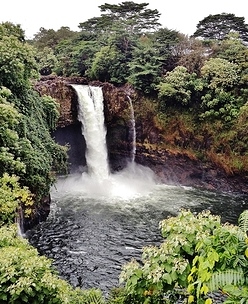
[
  {"left": 0, "top": 22, "right": 68, "bottom": 212},
  {"left": 193, "top": 13, "right": 248, "bottom": 42},
  {"left": 79, "top": 1, "right": 161, "bottom": 35},
  {"left": 0, "top": 28, "right": 38, "bottom": 97}
]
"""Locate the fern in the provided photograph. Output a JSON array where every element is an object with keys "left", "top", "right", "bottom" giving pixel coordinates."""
[
  {"left": 238, "top": 210, "right": 248, "bottom": 235},
  {"left": 223, "top": 285, "right": 248, "bottom": 304},
  {"left": 207, "top": 269, "right": 245, "bottom": 291},
  {"left": 82, "top": 289, "right": 106, "bottom": 304}
]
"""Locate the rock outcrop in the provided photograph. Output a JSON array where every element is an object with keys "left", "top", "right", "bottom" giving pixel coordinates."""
[{"left": 35, "top": 76, "right": 248, "bottom": 194}]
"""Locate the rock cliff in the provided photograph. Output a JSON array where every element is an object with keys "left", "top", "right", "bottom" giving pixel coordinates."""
[{"left": 35, "top": 76, "right": 248, "bottom": 194}]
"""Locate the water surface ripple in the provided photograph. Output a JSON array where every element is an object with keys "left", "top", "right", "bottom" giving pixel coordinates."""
[{"left": 27, "top": 182, "right": 248, "bottom": 295}]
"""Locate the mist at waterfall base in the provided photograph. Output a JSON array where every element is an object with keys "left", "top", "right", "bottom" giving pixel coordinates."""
[
  {"left": 56, "top": 84, "right": 158, "bottom": 200},
  {"left": 54, "top": 161, "right": 158, "bottom": 200},
  {"left": 27, "top": 85, "right": 248, "bottom": 295}
]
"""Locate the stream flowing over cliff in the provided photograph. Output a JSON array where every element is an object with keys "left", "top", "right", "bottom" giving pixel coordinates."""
[
  {"left": 35, "top": 76, "right": 248, "bottom": 194},
  {"left": 28, "top": 82, "right": 248, "bottom": 295}
]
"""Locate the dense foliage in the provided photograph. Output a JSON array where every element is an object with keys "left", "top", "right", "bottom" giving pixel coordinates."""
[
  {"left": 0, "top": 21, "right": 97, "bottom": 304},
  {"left": 0, "top": 224, "right": 106, "bottom": 304},
  {"left": 0, "top": 22, "right": 68, "bottom": 208},
  {"left": 1, "top": 1, "right": 248, "bottom": 303},
  {"left": 193, "top": 13, "right": 248, "bottom": 43},
  {"left": 118, "top": 209, "right": 248, "bottom": 304},
  {"left": 0, "top": 174, "right": 33, "bottom": 226},
  {"left": 29, "top": 3, "right": 248, "bottom": 177}
]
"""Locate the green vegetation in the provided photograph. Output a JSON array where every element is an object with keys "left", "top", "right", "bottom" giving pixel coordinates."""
[
  {"left": 118, "top": 209, "right": 248, "bottom": 304},
  {"left": 0, "top": 21, "right": 105, "bottom": 304},
  {"left": 1, "top": 1, "right": 248, "bottom": 303},
  {"left": 193, "top": 13, "right": 248, "bottom": 43},
  {"left": 27, "top": 1, "right": 248, "bottom": 176},
  {"left": 0, "top": 224, "right": 106, "bottom": 304},
  {"left": 0, "top": 22, "right": 68, "bottom": 210}
]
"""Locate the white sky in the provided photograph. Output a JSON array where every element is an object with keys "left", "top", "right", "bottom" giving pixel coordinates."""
[{"left": 0, "top": 0, "right": 247, "bottom": 39}]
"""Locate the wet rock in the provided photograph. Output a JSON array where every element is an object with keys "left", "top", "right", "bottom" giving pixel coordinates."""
[{"left": 34, "top": 76, "right": 248, "bottom": 195}]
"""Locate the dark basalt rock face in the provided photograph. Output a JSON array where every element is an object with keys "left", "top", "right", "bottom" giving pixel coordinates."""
[
  {"left": 34, "top": 76, "right": 248, "bottom": 195},
  {"left": 35, "top": 76, "right": 137, "bottom": 172},
  {"left": 135, "top": 147, "right": 248, "bottom": 194},
  {"left": 23, "top": 195, "right": 51, "bottom": 232}
]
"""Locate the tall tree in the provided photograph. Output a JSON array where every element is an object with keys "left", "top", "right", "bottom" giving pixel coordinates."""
[
  {"left": 55, "top": 39, "right": 100, "bottom": 76},
  {"left": 193, "top": 13, "right": 248, "bottom": 43},
  {"left": 0, "top": 22, "right": 25, "bottom": 42},
  {"left": 175, "top": 36, "right": 210, "bottom": 75},
  {"left": 32, "top": 27, "right": 78, "bottom": 51},
  {"left": 79, "top": 1, "right": 161, "bottom": 36},
  {"left": 88, "top": 45, "right": 127, "bottom": 83},
  {"left": 127, "top": 36, "right": 163, "bottom": 94},
  {"left": 150, "top": 27, "right": 181, "bottom": 73},
  {"left": 0, "top": 26, "right": 38, "bottom": 97}
]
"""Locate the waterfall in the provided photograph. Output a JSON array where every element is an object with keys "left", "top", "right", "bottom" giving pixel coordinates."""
[
  {"left": 16, "top": 206, "right": 25, "bottom": 238},
  {"left": 128, "top": 96, "right": 136, "bottom": 163},
  {"left": 60, "top": 84, "right": 157, "bottom": 199},
  {"left": 71, "top": 85, "right": 109, "bottom": 180}
]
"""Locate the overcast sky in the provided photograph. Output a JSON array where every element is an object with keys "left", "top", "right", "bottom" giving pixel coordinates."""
[{"left": 1, "top": 0, "right": 247, "bottom": 39}]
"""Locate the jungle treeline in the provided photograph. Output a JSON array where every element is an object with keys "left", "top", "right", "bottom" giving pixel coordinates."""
[
  {"left": 0, "top": 1, "right": 248, "bottom": 219},
  {"left": 0, "top": 2, "right": 248, "bottom": 303},
  {"left": 28, "top": 2, "right": 248, "bottom": 177}
]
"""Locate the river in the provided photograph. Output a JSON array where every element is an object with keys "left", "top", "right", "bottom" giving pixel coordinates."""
[{"left": 27, "top": 165, "right": 248, "bottom": 295}]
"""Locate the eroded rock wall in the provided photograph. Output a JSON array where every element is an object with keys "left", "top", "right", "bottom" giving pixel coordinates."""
[{"left": 35, "top": 76, "right": 248, "bottom": 194}]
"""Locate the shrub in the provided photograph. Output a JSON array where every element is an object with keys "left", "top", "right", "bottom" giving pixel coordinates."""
[
  {"left": 119, "top": 209, "right": 248, "bottom": 304},
  {"left": 0, "top": 173, "right": 33, "bottom": 226},
  {"left": 0, "top": 225, "right": 106, "bottom": 304}
]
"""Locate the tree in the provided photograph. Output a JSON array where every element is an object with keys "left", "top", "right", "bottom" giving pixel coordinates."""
[
  {"left": 157, "top": 66, "right": 203, "bottom": 108},
  {"left": 0, "top": 22, "right": 25, "bottom": 42},
  {"left": 193, "top": 13, "right": 248, "bottom": 43},
  {"left": 212, "top": 33, "right": 248, "bottom": 86},
  {"left": 32, "top": 26, "right": 78, "bottom": 51},
  {"left": 35, "top": 47, "right": 58, "bottom": 75},
  {"left": 127, "top": 36, "right": 163, "bottom": 94},
  {"left": 0, "top": 30, "right": 38, "bottom": 97},
  {"left": 200, "top": 58, "right": 241, "bottom": 121},
  {"left": 88, "top": 45, "right": 123, "bottom": 82},
  {"left": 79, "top": 1, "right": 161, "bottom": 36},
  {"left": 150, "top": 27, "right": 181, "bottom": 73},
  {"left": 55, "top": 39, "right": 100, "bottom": 76},
  {"left": 175, "top": 36, "right": 210, "bottom": 75},
  {"left": 201, "top": 57, "right": 240, "bottom": 90}
]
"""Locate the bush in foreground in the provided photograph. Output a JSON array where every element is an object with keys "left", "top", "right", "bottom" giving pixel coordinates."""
[
  {"left": 0, "top": 225, "right": 105, "bottom": 304},
  {"left": 119, "top": 209, "right": 248, "bottom": 304},
  {"left": 1, "top": 206, "right": 248, "bottom": 303}
]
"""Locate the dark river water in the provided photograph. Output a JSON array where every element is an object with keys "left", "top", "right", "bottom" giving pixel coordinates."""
[{"left": 27, "top": 165, "right": 248, "bottom": 295}]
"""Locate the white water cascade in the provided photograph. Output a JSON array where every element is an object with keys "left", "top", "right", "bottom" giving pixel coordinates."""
[
  {"left": 71, "top": 85, "right": 109, "bottom": 180},
  {"left": 128, "top": 96, "right": 136, "bottom": 163},
  {"left": 57, "top": 84, "right": 157, "bottom": 199}
]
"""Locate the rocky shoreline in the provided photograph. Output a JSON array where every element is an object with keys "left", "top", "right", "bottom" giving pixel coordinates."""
[{"left": 135, "top": 147, "right": 248, "bottom": 195}]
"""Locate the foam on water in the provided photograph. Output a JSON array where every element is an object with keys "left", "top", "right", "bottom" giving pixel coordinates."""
[{"left": 52, "top": 162, "right": 158, "bottom": 200}]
